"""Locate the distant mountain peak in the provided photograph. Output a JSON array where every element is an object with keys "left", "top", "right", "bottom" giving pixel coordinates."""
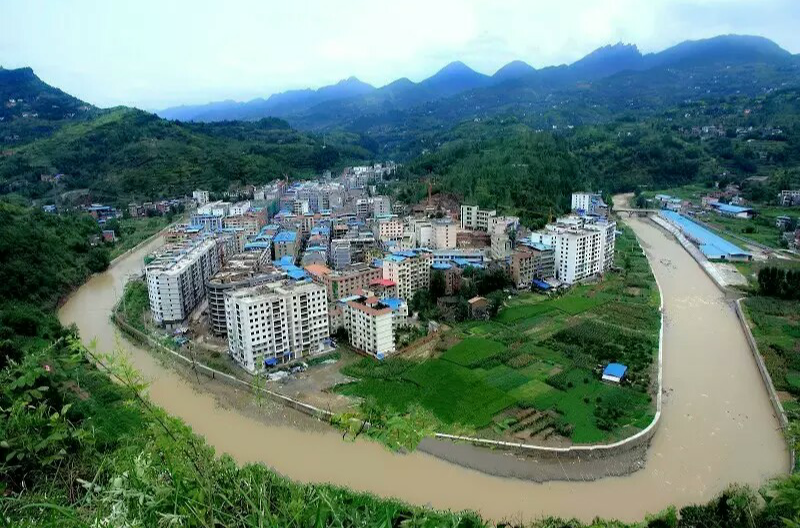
[
  {"left": 493, "top": 60, "right": 536, "bottom": 81},
  {"left": 436, "top": 61, "right": 477, "bottom": 75}
]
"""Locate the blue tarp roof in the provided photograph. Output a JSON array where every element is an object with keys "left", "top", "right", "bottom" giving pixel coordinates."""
[
  {"left": 287, "top": 269, "right": 308, "bottom": 280},
  {"left": 274, "top": 231, "right": 297, "bottom": 243},
  {"left": 532, "top": 279, "right": 551, "bottom": 290},
  {"left": 603, "top": 363, "right": 628, "bottom": 378},
  {"left": 274, "top": 255, "right": 294, "bottom": 267},
  {"left": 382, "top": 297, "right": 405, "bottom": 310},
  {"left": 662, "top": 211, "right": 750, "bottom": 260}
]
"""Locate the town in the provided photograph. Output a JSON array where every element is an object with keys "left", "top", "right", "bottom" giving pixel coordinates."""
[{"left": 141, "top": 165, "right": 618, "bottom": 376}]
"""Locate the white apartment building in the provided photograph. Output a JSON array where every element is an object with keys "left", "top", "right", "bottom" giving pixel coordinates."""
[
  {"left": 546, "top": 215, "right": 616, "bottom": 284},
  {"left": 571, "top": 192, "right": 608, "bottom": 216},
  {"left": 382, "top": 251, "right": 432, "bottom": 301},
  {"left": 197, "top": 200, "right": 230, "bottom": 217},
  {"left": 343, "top": 297, "right": 395, "bottom": 358},
  {"left": 460, "top": 205, "right": 497, "bottom": 231},
  {"left": 225, "top": 281, "right": 329, "bottom": 373},
  {"left": 229, "top": 201, "right": 251, "bottom": 216},
  {"left": 146, "top": 237, "right": 223, "bottom": 326},
  {"left": 192, "top": 190, "right": 210, "bottom": 206}
]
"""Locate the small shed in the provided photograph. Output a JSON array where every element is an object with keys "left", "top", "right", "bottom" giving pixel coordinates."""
[
  {"left": 602, "top": 363, "right": 628, "bottom": 384},
  {"left": 468, "top": 296, "right": 489, "bottom": 319}
]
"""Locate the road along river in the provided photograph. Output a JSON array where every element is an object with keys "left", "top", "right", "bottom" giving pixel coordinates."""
[{"left": 59, "top": 214, "right": 789, "bottom": 524}]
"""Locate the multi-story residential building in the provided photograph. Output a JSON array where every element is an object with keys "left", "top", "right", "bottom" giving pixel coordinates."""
[
  {"left": 146, "top": 237, "right": 223, "bottom": 326},
  {"left": 546, "top": 215, "right": 616, "bottom": 284},
  {"left": 192, "top": 190, "right": 210, "bottom": 206},
  {"left": 273, "top": 231, "right": 298, "bottom": 261},
  {"left": 510, "top": 244, "right": 556, "bottom": 288},
  {"left": 431, "top": 249, "right": 486, "bottom": 267},
  {"left": 460, "top": 205, "right": 497, "bottom": 231},
  {"left": 229, "top": 201, "right": 251, "bottom": 216},
  {"left": 305, "top": 262, "right": 382, "bottom": 301},
  {"left": 190, "top": 213, "right": 224, "bottom": 232},
  {"left": 382, "top": 250, "right": 432, "bottom": 301},
  {"left": 197, "top": 201, "right": 230, "bottom": 217},
  {"left": 342, "top": 296, "right": 395, "bottom": 358},
  {"left": 372, "top": 196, "right": 391, "bottom": 216},
  {"left": 225, "top": 281, "right": 329, "bottom": 373},
  {"left": 490, "top": 232, "right": 513, "bottom": 260},
  {"left": 373, "top": 215, "right": 404, "bottom": 243},
  {"left": 431, "top": 262, "right": 462, "bottom": 295},
  {"left": 330, "top": 239, "right": 352, "bottom": 270},
  {"left": 779, "top": 190, "right": 800, "bottom": 207},
  {"left": 205, "top": 252, "right": 280, "bottom": 336},
  {"left": 571, "top": 192, "right": 607, "bottom": 216},
  {"left": 432, "top": 219, "right": 457, "bottom": 249},
  {"left": 223, "top": 212, "right": 266, "bottom": 239}
]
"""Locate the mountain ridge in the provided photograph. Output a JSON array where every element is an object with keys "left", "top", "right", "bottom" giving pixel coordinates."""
[{"left": 157, "top": 34, "right": 795, "bottom": 123}]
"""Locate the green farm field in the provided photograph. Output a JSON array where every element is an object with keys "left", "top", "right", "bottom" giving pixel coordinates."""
[{"left": 336, "top": 224, "right": 661, "bottom": 445}]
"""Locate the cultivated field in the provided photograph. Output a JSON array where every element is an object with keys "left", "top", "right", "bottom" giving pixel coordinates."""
[{"left": 336, "top": 226, "right": 661, "bottom": 445}]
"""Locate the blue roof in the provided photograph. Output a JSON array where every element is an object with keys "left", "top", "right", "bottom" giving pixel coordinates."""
[
  {"left": 382, "top": 297, "right": 405, "bottom": 310},
  {"left": 274, "top": 255, "right": 294, "bottom": 267},
  {"left": 384, "top": 254, "right": 406, "bottom": 263},
  {"left": 532, "top": 279, "right": 551, "bottom": 290},
  {"left": 662, "top": 211, "right": 750, "bottom": 259},
  {"left": 244, "top": 241, "right": 270, "bottom": 250},
  {"left": 372, "top": 258, "right": 383, "bottom": 268},
  {"left": 715, "top": 203, "right": 753, "bottom": 215},
  {"left": 274, "top": 231, "right": 297, "bottom": 243},
  {"left": 432, "top": 262, "right": 452, "bottom": 270},
  {"left": 603, "top": 363, "right": 628, "bottom": 378},
  {"left": 287, "top": 269, "right": 308, "bottom": 280}
]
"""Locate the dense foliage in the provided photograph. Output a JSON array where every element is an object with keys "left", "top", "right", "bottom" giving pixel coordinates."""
[
  {"left": 758, "top": 267, "right": 800, "bottom": 300},
  {"left": 0, "top": 108, "right": 376, "bottom": 204}
]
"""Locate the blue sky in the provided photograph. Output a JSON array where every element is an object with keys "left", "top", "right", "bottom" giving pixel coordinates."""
[{"left": 1, "top": 0, "right": 799, "bottom": 110}]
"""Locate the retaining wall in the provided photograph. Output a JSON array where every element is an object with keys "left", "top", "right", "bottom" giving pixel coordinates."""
[{"left": 113, "top": 315, "right": 335, "bottom": 422}]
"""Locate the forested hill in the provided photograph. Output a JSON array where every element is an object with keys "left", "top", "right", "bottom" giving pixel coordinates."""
[
  {"left": 0, "top": 68, "right": 377, "bottom": 204},
  {"left": 394, "top": 87, "right": 800, "bottom": 227},
  {"left": 0, "top": 67, "right": 97, "bottom": 144}
]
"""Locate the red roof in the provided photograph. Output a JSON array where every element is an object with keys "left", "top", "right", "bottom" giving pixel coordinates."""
[{"left": 370, "top": 278, "right": 396, "bottom": 287}]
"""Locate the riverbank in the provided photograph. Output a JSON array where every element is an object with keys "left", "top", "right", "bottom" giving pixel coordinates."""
[{"left": 58, "top": 208, "right": 788, "bottom": 524}]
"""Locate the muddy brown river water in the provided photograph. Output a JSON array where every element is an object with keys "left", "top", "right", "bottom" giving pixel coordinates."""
[{"left": 58, "top": 212, "right": 789, "bottom": 524}]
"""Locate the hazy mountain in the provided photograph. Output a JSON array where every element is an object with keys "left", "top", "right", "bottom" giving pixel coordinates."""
[
  {"left": 159, "top": 34, "right": 795, "bottom": 127},
  {"left": 492, "top": 60, "right": 537, "bottom": 82},
  {"left": 159, "top": 76, "right": 375, "bottom": 122}
]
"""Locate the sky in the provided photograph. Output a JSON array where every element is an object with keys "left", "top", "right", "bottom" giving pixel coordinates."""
[{"left": 1, "top": 0, "right": 799, "bottom": 110}]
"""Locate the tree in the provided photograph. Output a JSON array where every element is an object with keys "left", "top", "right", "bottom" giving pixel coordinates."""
[{"left": 430, "top": 270, "right": 446, "bottom": 298}]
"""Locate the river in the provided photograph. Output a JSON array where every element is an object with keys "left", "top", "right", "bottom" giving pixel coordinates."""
[{"left": 58, "top": 212, "right": 789, "bottom": 523}]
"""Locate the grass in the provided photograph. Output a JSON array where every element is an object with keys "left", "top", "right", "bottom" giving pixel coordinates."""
[
  {"left": 440, "top": 337, "right": 506, "bottom": 367},
  {"left": 109, "top": 216, "right": 171, "bottom": 259},
  {"left": 336, "top": 224, "right": 661, "bottom": 444}
]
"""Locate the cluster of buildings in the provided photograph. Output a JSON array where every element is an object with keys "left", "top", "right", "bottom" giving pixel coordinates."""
[{"left": 144, "top": 175, "right": 618, "bottom": 374}]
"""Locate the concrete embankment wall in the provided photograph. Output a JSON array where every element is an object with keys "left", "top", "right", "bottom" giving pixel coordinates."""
[
  {"left": 113, "top": 315, "right": 335, "bottom": 422},
  {"left": 649, "top": 214, "right": 794, "bottom": 471}
]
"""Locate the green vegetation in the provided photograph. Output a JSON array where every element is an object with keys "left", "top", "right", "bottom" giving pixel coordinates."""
[
  {"left": 0, "top": 107, "right": 374, "bottom": 204},
  {"left": 106, "top": 215, "right": 172, "bottom": 259},
  {"left": 337, "top": 225, "right": 659, "bottom": 444}
]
